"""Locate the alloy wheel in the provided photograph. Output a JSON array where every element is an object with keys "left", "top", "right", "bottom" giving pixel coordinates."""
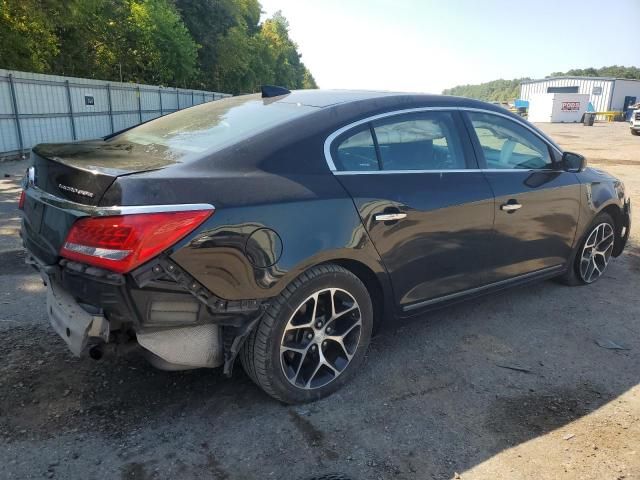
[
  {"left": 280, "top": 288, "right": 362, "bottom": 390},
  {"left": 579, "top": 222, "right": 614, "bottom": 283}
]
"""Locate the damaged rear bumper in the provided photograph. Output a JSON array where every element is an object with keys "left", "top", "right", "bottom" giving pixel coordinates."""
[
  {"left": 26, "top": 251, "right": 266, "bottom": 372},
  {"left": 47, "top": 278, "right": 109, "bottom": 356}
]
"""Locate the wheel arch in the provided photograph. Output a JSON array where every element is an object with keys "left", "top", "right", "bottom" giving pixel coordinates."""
[
  {"left": 592, "top": 202, "right": 626, "bottom": 257},
  {"left": 329, "top": 258, "right": 390, "bottom": 332}
]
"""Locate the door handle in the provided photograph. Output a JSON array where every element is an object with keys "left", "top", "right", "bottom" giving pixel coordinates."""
[
  {"left": 374, "top": 212, "right": 407, "bottom": 222},
  {"left": 500, "top": 202, "right": 522, "bottom": 213}
]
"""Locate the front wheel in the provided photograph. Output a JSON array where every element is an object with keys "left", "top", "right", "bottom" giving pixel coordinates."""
[
  {"left": 240, "top": 264, "right": 373, "bottom": 403},
  {"left": 560, "top": 212, "right": 616, "bottom": 285},
  {"left": 632, "top": 129, "right": 640, "bottom": 136}
]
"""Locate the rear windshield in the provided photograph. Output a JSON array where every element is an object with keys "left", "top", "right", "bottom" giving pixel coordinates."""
[{"left": 108, "top": 94, "right": 317, "bottom": 161}]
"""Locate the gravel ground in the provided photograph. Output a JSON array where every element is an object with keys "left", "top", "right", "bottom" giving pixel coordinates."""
[{"left": 0, "top": 121, "right": 638, "bottom": 480}]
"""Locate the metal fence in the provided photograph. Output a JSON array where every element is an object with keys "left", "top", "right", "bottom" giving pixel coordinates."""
[{"left": 0, "top": 69, "right": 230, "bottom": 159}]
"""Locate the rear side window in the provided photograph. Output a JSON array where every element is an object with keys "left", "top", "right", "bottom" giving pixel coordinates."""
[
  {"left": 335, "top": 127, "right": 379, "bottom": 171},
  {"left": 332, "top": 111, "right": 467, "bottom": 172},
  {"left": 467, "top": 112, "right": 552, "bottom": 170},
  {"left": 373, "top": 112, "right": 465, "bottom": 171}
]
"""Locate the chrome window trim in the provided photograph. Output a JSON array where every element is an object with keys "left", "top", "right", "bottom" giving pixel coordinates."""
[
  {"left": 481, "top": 168, "right": 560, "bottom": 173},
  {"left": 323, "top": 106, "right": 563, "bottom": 173},
  {"left": 25, "top": 185, "right": 215, "bottom": 217},
  {"left": 335, "top": 169, "right": 476, "bottom": 175},
  {"left": 334, "top": 168, "right": 562, "bottom": 175}
]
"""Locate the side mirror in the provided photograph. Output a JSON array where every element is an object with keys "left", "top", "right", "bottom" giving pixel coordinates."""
[{"left": 562, "top": 151, "right": 587, "bottom": 172}]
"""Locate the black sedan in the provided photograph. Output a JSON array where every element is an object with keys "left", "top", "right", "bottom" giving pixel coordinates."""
[{"left": 20, "top": 88, "right": 631, "bottom": 403}]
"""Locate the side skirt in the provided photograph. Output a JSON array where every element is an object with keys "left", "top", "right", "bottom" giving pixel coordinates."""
[{"left": 401, "top": 264, "right": 566, "bottom": 317}]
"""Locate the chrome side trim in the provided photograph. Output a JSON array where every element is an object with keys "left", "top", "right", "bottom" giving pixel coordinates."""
[
  {"left": 481, "top": 168, "right": 559, "bottom": 173},
  {"left": 402, "top": 265, "right": 565, "bottom": 312},
  {"left": 323, "top": 106, "right": 563, "bottom": 173},
  {"left": 26, "top": 185, "right": 215, "bottom": 217}
]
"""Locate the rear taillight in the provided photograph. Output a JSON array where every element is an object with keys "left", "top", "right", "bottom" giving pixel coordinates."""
[
  {"left": 18, "top": 190, "right": 26, "bottom": 210},
  {"left": 59, "top": 209, "right": 213, "bottom": 273}
]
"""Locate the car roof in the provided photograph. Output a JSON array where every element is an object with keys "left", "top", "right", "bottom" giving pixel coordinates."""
[
  {"left": 275, "top": 89, "right": 482, "bottom": 109},
  {"left": 269, "top": 89, "right": 562, "bottom": 155}
]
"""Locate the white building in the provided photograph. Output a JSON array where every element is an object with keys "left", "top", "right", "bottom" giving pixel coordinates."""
[
  {"left": 527, "top": 93, "right": 590, "bottom": 123},
  {"left": 520, "top": 77, "right": 640, "bottom": 113}
]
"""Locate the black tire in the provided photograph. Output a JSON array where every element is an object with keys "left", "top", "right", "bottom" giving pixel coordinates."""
[
  {"left": 632, "top": 129, "right": 640, "bottom": 136},
  {"left": 558, "top": 212, "right": 615, "bottom": 286},
  {"left": 240, "top": 264, "right": 373, "bottom": 404}
]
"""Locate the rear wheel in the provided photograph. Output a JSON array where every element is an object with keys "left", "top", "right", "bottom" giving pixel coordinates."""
[
  {"left": 240, "top": 264, "right": 373, "bottom": 403},
  {"left": 559, "top": 212, "right": 615, "bottom": 285}
]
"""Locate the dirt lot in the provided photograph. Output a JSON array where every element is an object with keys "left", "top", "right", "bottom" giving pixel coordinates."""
[{"left": 0, "top": 122, "right": 638, "bottom": 480}]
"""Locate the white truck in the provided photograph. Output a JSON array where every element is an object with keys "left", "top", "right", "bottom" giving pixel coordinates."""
[{"left": 630, "top": 103, "right": 640, "bottom": 136}]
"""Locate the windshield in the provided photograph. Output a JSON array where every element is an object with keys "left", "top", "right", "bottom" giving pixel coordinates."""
[{"left": 109, "top": 94, "right": 317, "bottom": 163}]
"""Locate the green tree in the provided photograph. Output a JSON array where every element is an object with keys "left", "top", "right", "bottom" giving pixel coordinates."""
[
  {"left": 0, "top": 0, "right": 317, "bottom": 93},
  {"left": 177, "top": 3, "right": 317, "bottom": 93},
  {"left": 0, "top": 0, "right": 59, "bottom": 72},
  {"left": 302, "top": 68, "right": 317, "bottom": 89},
  {"left": 212, "top": 24, "right": 260, "bottom": 93},
  {"left": 443, "top": 78, "right": 529, "bottom": 102},
  {"left": 260, "top": 11, "right": 317, "bottom": 90},
  {"left": 126, "top": 0, "right": 199, "bottom": 85},
  {"left": 1, "top": 0, "right": 198, "bottom": 85},
  {"left": 548, "top": 65, "right": 640, "bottom": 80},
  {"left": 175, "top": 0, "right": 259, "bottom": 90},
  {"left": 48, "top": 0, "right": 128, "bottom": 79}
]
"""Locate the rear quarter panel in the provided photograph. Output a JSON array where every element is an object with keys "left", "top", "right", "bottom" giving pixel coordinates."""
[{"left": 169, "top": 193, "right": 389, "bottom": 301}]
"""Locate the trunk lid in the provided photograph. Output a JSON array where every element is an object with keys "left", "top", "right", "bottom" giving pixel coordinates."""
[
  {"left": 31, "top": 140, "right": 171, "bottom": 205},
  {"left": 23, "top": 139, "right": 170, "bottom": 265}
]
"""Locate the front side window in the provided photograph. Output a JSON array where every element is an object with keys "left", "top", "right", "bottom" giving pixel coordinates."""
[{"left": 467, "top": 112, "right": 552, "bottom": 170}]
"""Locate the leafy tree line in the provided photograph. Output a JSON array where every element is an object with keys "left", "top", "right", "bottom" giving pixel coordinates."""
[
  {"left": 0, "top": 0, "right": 317, "bottom": 94},
  {"left": 443, "top": 65, "right": 640, "bottom": 102},
  {"left": 442, "top": 78, "right": 530, "bottom": 102},
  {"left": 548, "top": 65, "right": 640, "bottom": 79}
]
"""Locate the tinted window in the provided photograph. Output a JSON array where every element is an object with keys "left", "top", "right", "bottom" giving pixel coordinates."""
[
  {"left": 111, "top": 94, "right": 316, "bottom": 164},
  {"left": 373, "top": 112, "right": 466, "bottom": 171},
  {"left": 334, "top": 127, "right": 379, "bottom": 171},
  {"left": 468, "top": 112, "right": 552, "bottom": 170}
]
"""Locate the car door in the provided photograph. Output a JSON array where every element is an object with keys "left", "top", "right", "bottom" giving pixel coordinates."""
[
  {"left": 328, "top": 109, "right": 496, "bottom": 314},
  {"left": 462, "top": 110, "right": 581, "bottom": 282}
]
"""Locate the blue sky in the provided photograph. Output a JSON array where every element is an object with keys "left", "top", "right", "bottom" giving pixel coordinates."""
[{"left": 259, "top": 0, "right": 639, "bottom": 93}]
